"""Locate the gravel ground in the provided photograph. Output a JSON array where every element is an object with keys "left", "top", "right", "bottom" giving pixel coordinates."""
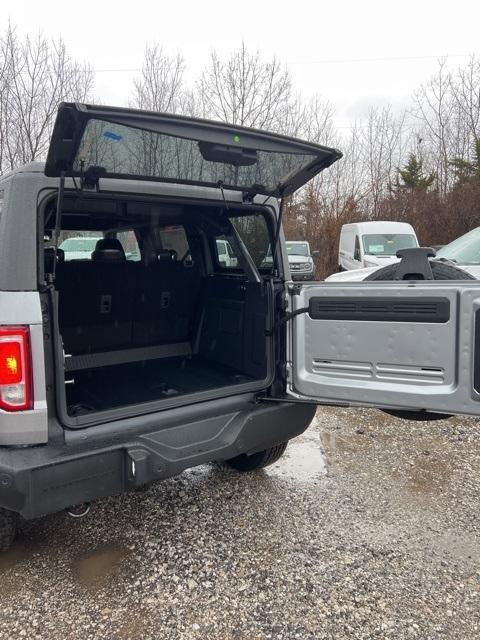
[{"left": 0, "top": 407, "right": 479, "bottom": 639}]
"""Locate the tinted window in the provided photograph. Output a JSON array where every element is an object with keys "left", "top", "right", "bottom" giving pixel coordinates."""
[
  {"left": 116, "top": 230, "right": 141, "bottom": 261},
  {"left": 159, "top": 226, "right": 190, "bottom": 261},
  {"left": 214, "top": 214, "right": 271, "bottom": 271},
  {"left": 73, "top": 119, "right": 320, "bottom": 195}
]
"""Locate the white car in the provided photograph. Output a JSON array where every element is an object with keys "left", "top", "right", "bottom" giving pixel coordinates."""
[
  {"left": 326, "top": 227, "right": 480, "bottom": 282},
  {"left": 59, "top": 236, "right": 103, "bottom": 261}
]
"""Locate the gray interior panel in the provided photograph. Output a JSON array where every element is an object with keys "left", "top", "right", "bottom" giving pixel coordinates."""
[{"left": 289, "top": 282, "right": 480, "bottom": 417}]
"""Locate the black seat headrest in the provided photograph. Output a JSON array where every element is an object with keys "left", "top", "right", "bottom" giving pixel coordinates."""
[
  {"left": 44, "top": 247, "right": 65, "bottom": 272},
  {"left": 92, "top": 238, "right": 126, "bottom": 263}
]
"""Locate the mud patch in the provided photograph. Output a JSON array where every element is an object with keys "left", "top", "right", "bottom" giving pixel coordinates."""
[
  {"left": 405, "top": 456, "right": 453, "bottom": 494},
  {"left": 73, "top": 544, "right": 128, "bottom": 589}
]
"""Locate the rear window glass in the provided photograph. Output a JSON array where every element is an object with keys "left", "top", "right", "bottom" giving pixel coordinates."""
[
  {"left": 116, "top": 230, "right": 141, "bottom": 261},
  {"left": 159, "top": 226, "right": 190, "bottom": 261},
  {"left": 74, "top": 119, "right": 318, "bottom": 195}
]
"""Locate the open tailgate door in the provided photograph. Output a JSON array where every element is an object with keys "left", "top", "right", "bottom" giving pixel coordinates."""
[
  {"left": 45, "top": 103, "right": 342, "bottom": 197},
  {"left": 287, "top": 281, "right": 480, "bottom": 417}
]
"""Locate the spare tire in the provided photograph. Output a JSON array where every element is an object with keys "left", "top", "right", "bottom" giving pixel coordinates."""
[{"left": 365, "top": 260, "right": 476, "bottom": 281}]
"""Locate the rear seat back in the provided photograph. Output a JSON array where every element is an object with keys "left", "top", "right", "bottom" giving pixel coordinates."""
[
  {"left": 57, "top": 240, "right": 136, "bottom": 354},
  {"left": 132, "top": 255, "right": 202, "bottom": 347},
  {"left": 56, "top": 244, "right": 202, "bottom": 355}
]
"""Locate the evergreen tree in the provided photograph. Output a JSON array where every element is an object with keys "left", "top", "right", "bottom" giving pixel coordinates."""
[
  {"left": 449, "top": 139, "right": 480, "bottom": 181},
  {"left": 397, "top": 153, "right": 435, "bottom": 190}
]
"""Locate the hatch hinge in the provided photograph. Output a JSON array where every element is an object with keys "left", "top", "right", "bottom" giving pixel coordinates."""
[
  {"left": 288, "top": 283, "right": 302, "bottom": 296},
  {"left": 81, "top": 165, "right": 106, "bottom": 191}
]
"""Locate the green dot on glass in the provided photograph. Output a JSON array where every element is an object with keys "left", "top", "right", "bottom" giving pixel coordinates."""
[{"left": 233, "top": 134, "right": 241, "bottom": 143}]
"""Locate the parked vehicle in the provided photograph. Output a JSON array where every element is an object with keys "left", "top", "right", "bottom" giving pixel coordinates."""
[
  {"left": 285, "top": 241, "right": 317, "bottom": 281},
  {"left": 338, "top": 221, "right": 418, "bottom": 271},
  {"left": 262, "top": 241, "right": 317, "bottom": 280},
  {"left": 326, "top": 226, "right": 480, "bottom": 282},
  {"left": 216, "top": 239, "right": 238, "bottom": 268},
  {"left": 59, "top": 235, "right": 103, "bottom": 260},
  {"left": 1, "top": 102, "right": 480, "bottom": 550}
]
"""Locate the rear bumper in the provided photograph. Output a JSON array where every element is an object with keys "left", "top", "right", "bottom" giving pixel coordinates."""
[{"left": 0, "top": 401, "right": 316, "bottom": 519}]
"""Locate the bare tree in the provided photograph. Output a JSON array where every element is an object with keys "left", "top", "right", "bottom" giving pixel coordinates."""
[
  {"left": 131, "top": 44, "right": 185, "bottom": 113},
  {"left": 411, "top": 59, "right": 456, "bottom": 196},
  {"left": 198, "top": 43, "right": 292, "bottom": 131},
  {"left": 0, "top": 24, "right": 94, "bottom": 174}
]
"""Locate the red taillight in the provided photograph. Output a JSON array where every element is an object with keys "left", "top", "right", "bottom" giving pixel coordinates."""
[{"left": 0, "top": 327, "right": 32, "bottom": 411}]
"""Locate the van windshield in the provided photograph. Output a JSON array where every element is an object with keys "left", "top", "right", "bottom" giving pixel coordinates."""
[
  {"left": 362, "top": 234, "right": 417, "bottom": 256},
  {"left": 286, "top": 242, "right": 309, "bottom": 256}
]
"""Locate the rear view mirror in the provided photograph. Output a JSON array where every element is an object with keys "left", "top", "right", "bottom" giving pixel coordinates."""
[
  {"left": 312, "top": 250, "right": 320, "bottom": 257},
  {"left": 198, "top": 141, "right": 258, "bottom": 166}
]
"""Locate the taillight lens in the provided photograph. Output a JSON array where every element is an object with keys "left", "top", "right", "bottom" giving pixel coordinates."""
[{"left": 0, "top": 327, "right": 32, "bottom": 411}]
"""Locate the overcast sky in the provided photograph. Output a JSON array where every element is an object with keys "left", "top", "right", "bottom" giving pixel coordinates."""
[{"left": 6, "top": 0, "right": 480, "bottom": 127}]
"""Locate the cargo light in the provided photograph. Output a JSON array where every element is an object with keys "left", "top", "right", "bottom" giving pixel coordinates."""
[{"left": 0, "top": 327, "right": 32, "bottom": 411}]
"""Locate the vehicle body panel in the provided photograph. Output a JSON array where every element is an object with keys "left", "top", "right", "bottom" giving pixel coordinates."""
[{"left": 287, "top": 281, "right": 480, "bottom": 417}]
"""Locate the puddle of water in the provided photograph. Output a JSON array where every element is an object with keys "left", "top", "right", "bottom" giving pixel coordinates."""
[
  {"left": 406, "top": 456, "right": 452, "bottom": 494},
  {"left": 0, "top": 541, "right": 35, "bottom": 573},
  {"left": 73, "top": 544, "right": 127, "bottom": 589},
  {"left": 266, "top": 431, "right": 326, "bottom": 483}
]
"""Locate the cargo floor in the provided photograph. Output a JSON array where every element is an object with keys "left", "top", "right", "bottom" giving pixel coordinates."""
[{"left": 65, "top": 355, "right": 254, "bottom": 416}]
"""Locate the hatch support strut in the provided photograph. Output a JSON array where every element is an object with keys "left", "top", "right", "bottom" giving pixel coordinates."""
[
  {"left": 271, "top": 192, "right": 285, "bottom": 277},
  {"left": 47, "top": 171, "right": 66, "bottom": 284}
]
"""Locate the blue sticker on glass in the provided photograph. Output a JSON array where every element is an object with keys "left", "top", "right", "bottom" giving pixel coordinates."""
[{"left": 103, "top": 131, "right": 122, "bottom": 142}]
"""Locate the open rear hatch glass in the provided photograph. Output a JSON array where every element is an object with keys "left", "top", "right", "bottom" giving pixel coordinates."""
[{"left": 45, "top": 103, "right": 342, "bottom": 197}]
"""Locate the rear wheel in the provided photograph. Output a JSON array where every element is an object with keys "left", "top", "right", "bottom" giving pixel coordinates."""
[
  {"left": 226, "top": 442, "right": 288, "bottom": 472},
  {"left": 0, "top": 508, "right": 17, "bottom": 551}
]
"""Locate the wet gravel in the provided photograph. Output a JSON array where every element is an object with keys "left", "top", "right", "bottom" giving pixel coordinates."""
[{"left": 0, "top": 407, "right": 479, "bottom": 639}]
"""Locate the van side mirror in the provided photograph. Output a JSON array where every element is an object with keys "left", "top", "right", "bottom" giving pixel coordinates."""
[
  {"left": 354, "top": 248, "right": 361, "bottom": 261},
  {"left": 312, "top": 250, "right": 320, "bottom": 257}
]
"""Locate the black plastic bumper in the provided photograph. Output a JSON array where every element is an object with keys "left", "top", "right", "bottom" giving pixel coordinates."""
[
  {"left": 0, "top": 401, "right": 316, "bottom": 520},
  {"left": 291, "top": 272, "right": 315, "bottom": 281}
]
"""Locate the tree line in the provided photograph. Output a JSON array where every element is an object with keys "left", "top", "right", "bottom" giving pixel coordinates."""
[{"left": 1, "top": 24, "right": 479, "bottom": 278}]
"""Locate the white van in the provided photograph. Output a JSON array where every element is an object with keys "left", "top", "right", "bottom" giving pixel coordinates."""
[{"left": 338, "top": 221, "right": 418, "bottom": 271}]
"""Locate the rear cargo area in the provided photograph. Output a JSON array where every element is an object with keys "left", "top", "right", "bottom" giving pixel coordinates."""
[{"left": 43, "top": 193, "right": 272, "bottom": 423}]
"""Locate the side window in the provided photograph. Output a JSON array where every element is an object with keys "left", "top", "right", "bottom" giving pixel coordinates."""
[
  {"left": 116, "top": 230, "right": 141, "bottom": 261},
  {"left": 56, "top": 231, "right": 104, "bottom": 261},
  {"left": 214, "top": 213, "right": 271, "bottom": 271},
  {"left": 354, "top": 235, "right": 361, "bottom": 261},
  {"left": 158, "top": 225, "right": 191, "bottom": 262}
]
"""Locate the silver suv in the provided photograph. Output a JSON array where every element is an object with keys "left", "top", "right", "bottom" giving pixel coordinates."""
[{"left": 0, "top": 103, "right": 479, "bottom": 549}]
